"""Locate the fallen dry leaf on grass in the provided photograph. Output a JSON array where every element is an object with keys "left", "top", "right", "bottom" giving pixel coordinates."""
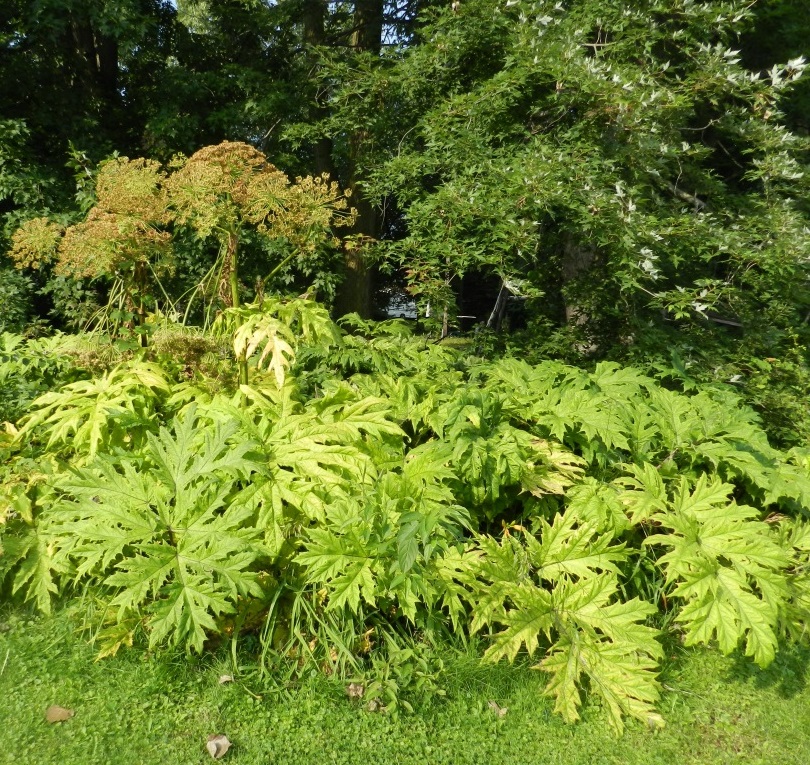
[
  {"left": 487, "top": 700, "right": 508, "bottom": 718},
  {"left": 218, "top": 674, "right": 234, "bottom": 685},
  {"left": 45, "top": 705, "right": 74, "bottom": 723},
  {"left": 206, "top": 734, "right": 232, "bottom": 759},
  {"left": 345, "top": 682, "right": 365, "bottom": 699}
]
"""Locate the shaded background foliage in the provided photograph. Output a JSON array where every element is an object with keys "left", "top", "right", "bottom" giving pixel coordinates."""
[{"left": 1, "top": 0, "right": 809, "bottom": 437}]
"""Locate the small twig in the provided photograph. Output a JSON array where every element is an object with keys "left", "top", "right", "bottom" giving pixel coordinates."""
[
  {"left": 262, "top": 119, "right": 281, "bottom": 141},
  {"left": 664, "top": 181, "right": 706, "bottom": 210},
  {"left": 661, "top": 683, "right": 706, "bottom": 700},
  {"left": 487, "top": 282, "right": 507, "bottom": 329},
  {"left": 0, "top": 649, "right": 9, "bottom": 678}
]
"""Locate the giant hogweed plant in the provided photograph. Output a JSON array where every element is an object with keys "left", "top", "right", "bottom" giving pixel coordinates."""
[
  {"left": 14, "top": 361, "right": 171, "bottom": 462},
  {"left": 7, "top": 143, "right": 354, "bottom": 353},
  {"left": 466, "top": 515, "right": 664, "bottom": 731},
  {"left": 1, "top": 302, "right": 810, "bottom": 732},
  {"left": 303, "top": 352, "right": 810, "bottom": 730},
  {"left": 49, "top": 407, "right": 266, "bottom": 654}
]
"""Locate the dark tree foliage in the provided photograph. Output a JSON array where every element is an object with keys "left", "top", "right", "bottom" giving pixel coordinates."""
[
  {"left": 1, "top": 0, "right": 808, "bottom": 353},
  {"left": 741, "top": 0, "right": 810, "bottom": 135},
  {"left": 1, "top": 1, "right": 175, "bottom": 190}
]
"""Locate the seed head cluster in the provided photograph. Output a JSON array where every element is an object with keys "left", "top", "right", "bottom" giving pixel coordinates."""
[
  {"left": 56, "top": 208, "right": 171, "bottom": 279},
  {"left": 9, "top": 217, "right": 64, "bottom": 270},
  {"left": 8, "top": 141, "right": 355, "bottom": 288}
]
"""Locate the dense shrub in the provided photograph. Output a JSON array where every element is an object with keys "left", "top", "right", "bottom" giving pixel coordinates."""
[{"left": 2, "top": 301, "right": 809, "bottom": 732}]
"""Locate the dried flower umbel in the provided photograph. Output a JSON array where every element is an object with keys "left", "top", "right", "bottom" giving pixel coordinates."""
[
  {"left": 9, "top": 217, "right": 63, "bottom": 271},
  {"left": 8, "top": 142, "right": 355, "bottom": 348},
  {"left": 10, "top": 157, "right": 173, "bottom": 285},
  {"left": 95, "top": 156, "right": 170, "bottom": 224},
  {"left": 56, "top": 208, "right": 171, "bottom": 280},
  {"left": 168, "top": 141, "right": 354, "bottom": 255}
]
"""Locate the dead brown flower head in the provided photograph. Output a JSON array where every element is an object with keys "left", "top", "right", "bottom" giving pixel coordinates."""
[
  {"left": 96, "top": 157, "right": 170, "bottom": 224},
  {"left": 56, "top": 208, "right": 171, "bottom": 279},
  {"left": 9, "top": 217, "right": 64, "bottom": 270}
]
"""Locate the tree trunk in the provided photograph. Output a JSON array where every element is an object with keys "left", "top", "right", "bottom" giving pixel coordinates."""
[
  {"left": 332, "top": 0, "right": 384, "bottom": 318},
  {"left": 302, "top": 0, "right": 338, "bottom": 179},
  {"left": 70, "top": 13, "right": 119, "bottom": 105},
  {"left": 334, "top": 192, "right": 376, "bottom": 317},
  {"left": 560, "top": 234, "right": 598, "bottom": 355},
  {"left": 561, "top": 235, "right": 595, "bottom": 326},
  {"left": 350, "top": 0, "right": 384, "bottom": 53},
  {"left": 95, "top": 33, "right": 119, "bottom": 101}
]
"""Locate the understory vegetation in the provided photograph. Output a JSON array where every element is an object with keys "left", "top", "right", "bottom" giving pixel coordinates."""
[{"left": 2, "top": 298, "right": 810, "bottom": 733}]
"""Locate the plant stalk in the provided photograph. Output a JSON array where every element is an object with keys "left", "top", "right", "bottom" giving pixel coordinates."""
[{"left": 227, "top": 230, "right": 249, "bottom": 387}]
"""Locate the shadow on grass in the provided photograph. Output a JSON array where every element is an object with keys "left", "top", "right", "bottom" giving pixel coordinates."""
[{"left": 724, "top": 642, "right": 810, "bottom": 699}]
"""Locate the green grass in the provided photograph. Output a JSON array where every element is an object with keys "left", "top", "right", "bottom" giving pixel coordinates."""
[{"left": 2, "top": 607, "right": 809, "bottom": 765}]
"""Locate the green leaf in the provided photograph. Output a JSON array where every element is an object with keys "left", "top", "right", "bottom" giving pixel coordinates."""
[
  {"left": 567, "top": 478, "right": 629, "bottom": 534},
  {"left": 3, "top": 528, "right": 58, "bottom": 614},
  {"left": 526, "top": 513, "right": 626, "bottom": 582},
  {"left": 327, "top": 561, "right": 376, "bottom": 614},
  {"left": 646, "top": 475, "right": 790, "bottom": 667},
  {"left": 613, "top": 463, "right": 668, "bottom": 524},
  {"left": 483, "top": 584, "right": 553, "bottom": 663},
  {"left": 50, "top": 406, "right": 263, "bottom": 652},
  {"left": 17, "top": 361, "right": 169, "bottom": 461}
]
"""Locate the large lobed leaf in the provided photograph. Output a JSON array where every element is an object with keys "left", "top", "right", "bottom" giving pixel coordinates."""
[
  {"left": 646, "top": 475, "right": 791, "bottom": 667},
  {"left": 472, "top": 520, "right": 662, "bottom": 734},
  {"left": 50, "top": 406, "right": 264, "bottom": 653}
]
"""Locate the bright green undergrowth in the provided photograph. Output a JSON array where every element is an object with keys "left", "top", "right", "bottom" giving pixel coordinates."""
[
  {"left": 2, "top": 606, "right": 810, "bottom": 765},
  {"left": 2, "top": 298, "right": 810, "bottom": 734}
]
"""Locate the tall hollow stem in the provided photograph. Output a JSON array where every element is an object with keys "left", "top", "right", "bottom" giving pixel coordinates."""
[{"left": 226, "top": 229, "right": 249, "bottom": 387}]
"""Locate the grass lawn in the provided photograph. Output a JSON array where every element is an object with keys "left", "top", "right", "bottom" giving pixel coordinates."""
[{"left": 2, "top": 607, "right": 809, "bottom": 765}]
